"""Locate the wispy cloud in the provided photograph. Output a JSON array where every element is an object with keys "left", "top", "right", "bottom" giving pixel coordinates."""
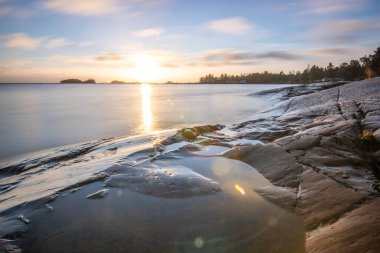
[
  {"left": 302, "top": 0, "right": 367, "bottom": 14},
  {"left": 306, "top": 48, "right": 351, "bottom": 57},
  {"left": 41, "top": 0, "right": 169, "bottom": 16},
  {"left": 1, "top": 33, "right": 98, "bottom": 50},
  {"left": 95, "top": 53, "right": 124, "bottom": 61},
  {"left": 2, "top": 33, "right": 44, "bottom": 50},
  {"left": 78, "top": 41, "right": 97, "bottom": 47},
  {"left": 132, "top": 27, "right": 164, "bottom": 38},
  {"left": 154, "top": 48, "right": 301, "bottom": 68},
  {"left": 197, "top": 49, "right": 300, "bottom": 66},
  {"left": 312, "top": 19, "right": 380, "bottom": 43},
  {"left": 42, "top": 0, "right": 123, "bottom": 16},
  {"left": 206, "top": 17, "right": 253, "bottom": 35},
  {"left": 0, "top": 0, "right": 37, "bottom": 18},
  {"left": 46, "top": 38, "right": 72, "bottom": 49}
]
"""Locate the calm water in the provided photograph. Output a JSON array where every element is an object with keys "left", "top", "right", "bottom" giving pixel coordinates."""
[{"left": 0, "top": 83, "right": 286, "bottom": 161}]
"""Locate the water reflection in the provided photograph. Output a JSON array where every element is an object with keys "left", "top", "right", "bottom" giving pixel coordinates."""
[
  {"left": 234, "top": 184, "right": 246, "bottom": 195},
  {"left": 140, "top": 84, "right": 153, "bottom": 132}
]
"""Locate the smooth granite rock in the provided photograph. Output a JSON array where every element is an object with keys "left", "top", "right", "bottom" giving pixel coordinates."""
[
  {"left": 306, "top": 199, "right": 380, "bottom": 253},
  {"left": 296, "top": 169, "right": 367, "bottom": 230}
]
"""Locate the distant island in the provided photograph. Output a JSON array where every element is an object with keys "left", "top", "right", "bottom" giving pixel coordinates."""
[
  {"left": 60, "top": 78, "right": 96, "bottom": 84},
  {"left": 110, "top": 80, "right": 141, "bottom": 84}
]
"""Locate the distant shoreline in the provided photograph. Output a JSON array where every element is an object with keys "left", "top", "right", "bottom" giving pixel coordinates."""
[{"left": 0, "top": 82, "right": 301, "bottom": 85}]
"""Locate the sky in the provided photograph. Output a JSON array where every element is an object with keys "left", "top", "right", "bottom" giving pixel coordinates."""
[{"left": 0, "top": 0, "right": 379, "bottom": 83}]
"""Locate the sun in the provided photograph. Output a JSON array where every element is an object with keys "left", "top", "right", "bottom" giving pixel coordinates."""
[{"left": 131, "top": 54, "right": 161, "bottom": 83}]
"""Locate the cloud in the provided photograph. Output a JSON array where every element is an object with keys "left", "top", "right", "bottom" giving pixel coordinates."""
[
  {"left": 78, "top": 41, "right": 97, "bottom": 47},
  {"left": 199, "top": 49, "right": 299, "bottom": 66},
  {"left": 158, "top": 49, "right": 301, "bottom": 68},
  {"left": 313, "top": 19, "right": 380, "bottom": 43},
  {"left": 95, "top": 53, "right": 124, "bottom": 61},
  {"left": 302, "top": 0, "right": 366, "bottom": 14},
  {"left": 132, "top": 27, "right": 164, "bottom": 38},
  {"left": 43, "top": 0, "right": 123, "bottom": 16},
  {"left": 1, "top": 33, "right": 99, "bottom": 50},
  {"left": 46, "top": 38, "right": 72, "bottom": 49},
  {"left": 2, "top": 33, "right": 44, "bottom": 50},
  {"left": 256, "top": 51, "right": 300, "bottom": 60},
  {"left": 42, "top": 0, "right": 169, "bottom": 16},
  {"left": 206, "top": 17, "right": 253, "bottom": 35},
  {"left": 0, "top": 0, "right": 37, "bottom": 17},
  {"left": 306, "top": 48, "right": 351, "bottom": 57}
]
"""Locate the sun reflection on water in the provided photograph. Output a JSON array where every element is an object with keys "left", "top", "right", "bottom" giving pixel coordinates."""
[{"left": 140, "top": 84, "right": 153, "bottom": 132}]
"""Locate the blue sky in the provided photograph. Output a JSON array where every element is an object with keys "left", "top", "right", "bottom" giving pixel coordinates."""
[{"left": 0, "top": 0, "right": 379, "bottom": 82}]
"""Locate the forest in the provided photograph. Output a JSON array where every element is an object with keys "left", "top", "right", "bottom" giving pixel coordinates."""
[{"left": 199, "top": 47, "right": 380, "bottom": 84}]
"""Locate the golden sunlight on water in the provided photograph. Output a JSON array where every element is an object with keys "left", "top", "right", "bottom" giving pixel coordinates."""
[
  {"left": 234, "top": 184, "right": 246, "bottom": 195},
  {"left": 140, "top": 84, "right": 153, "bottom": 132}
]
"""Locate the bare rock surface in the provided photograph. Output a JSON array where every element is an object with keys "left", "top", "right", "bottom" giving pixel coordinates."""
[
  {"left": 297, "top": 169, "right": 367, "bottom": 229},
  {"left": 306, "top": 199, "right": 380, "bottom": 253},
  {"left": 254, "top": 185, "right": 297, "bottom": 211}
]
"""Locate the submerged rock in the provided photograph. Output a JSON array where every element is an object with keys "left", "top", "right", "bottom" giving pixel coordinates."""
[
  {"left": 17, "top": 215, "right": 30, "bottom": 224},
  {"left": 86, "top": 189, "right": 109, "bottom": 199},
  {"left": 223, "top": 144, "right": 303, "bottom": 188},
  {"left": 105, "top": 165, "right": 221, "bottom": 198}
]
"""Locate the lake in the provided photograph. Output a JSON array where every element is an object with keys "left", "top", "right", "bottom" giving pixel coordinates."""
[{"left": 0, "top": 83, "right": 287, "bottom": 161}]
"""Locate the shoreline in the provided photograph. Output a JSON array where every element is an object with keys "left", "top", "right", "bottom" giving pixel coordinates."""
[{"left": 1, "top": 78, "right": 379, "bottom": 252}]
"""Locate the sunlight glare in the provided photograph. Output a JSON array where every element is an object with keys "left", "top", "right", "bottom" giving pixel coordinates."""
[
  {"left": 132, "top": 54, "right": 161, "bottom": 83},
  {"left": 234, "top": 184, "right": 246, "bottom": 195},
  {"left": 140, "top": 84, "right": 153, "bottom": 132}
]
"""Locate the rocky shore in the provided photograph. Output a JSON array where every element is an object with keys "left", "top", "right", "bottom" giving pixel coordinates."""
[
  {"left": 1, "top": 78, "right": 379, "bottom": 252},
  {"left": 226, "top": 77, "right": 380, "bottom": 252}
]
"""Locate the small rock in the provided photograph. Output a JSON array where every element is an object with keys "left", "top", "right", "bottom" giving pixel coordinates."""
[
  {"left": 17, "top": 215, "right": 30, "bottom": 224},
  {"left": 44, "top": 204, "right": 54, "bottom": 211},
  {"left": 341, "top": 173, "right": 350, "bottom": 179},
  {"left": 70, "top": 188, "right": 80, "bottom": 193},
  {"left": 86, "top": 189, "right": 109, "bottom": 199}
]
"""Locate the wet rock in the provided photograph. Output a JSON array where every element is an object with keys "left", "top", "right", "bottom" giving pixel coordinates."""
[
  {"left": 373, "top": 128, "right": 380, "bottom": 143},
  {"left": 105, "top": 165, "right": 221, "bottom": 198},
  {"left": 306, "top": 199, "right": 380, "bottom": 253},
  {"left": 296, "top": 169, "right": 367, "bottom": 230},
  {"left": 177, "top": 125, "right": 224, "bottom": 141},
  {"left": 254, "top": 185, "right": 297, "bottom": 211},
  {"left": 178, "top": 144, "right": 201, "bottom": 152},
  {"left": 86, "top": 189, "right": 109, "bottom": 199},
  {"left": 17, "top": 215, "right": 30, "bottom": 224},
  {"left": 0, "top": 239, "right": 21, "bottom": 253},
  {"left": 70, "top": 187, "right": 80, "bottom": 193}
]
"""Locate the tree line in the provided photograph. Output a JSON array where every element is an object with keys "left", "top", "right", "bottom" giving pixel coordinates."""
[{"left": 199, "top": 47, "right": 380, "bottom": 84}]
